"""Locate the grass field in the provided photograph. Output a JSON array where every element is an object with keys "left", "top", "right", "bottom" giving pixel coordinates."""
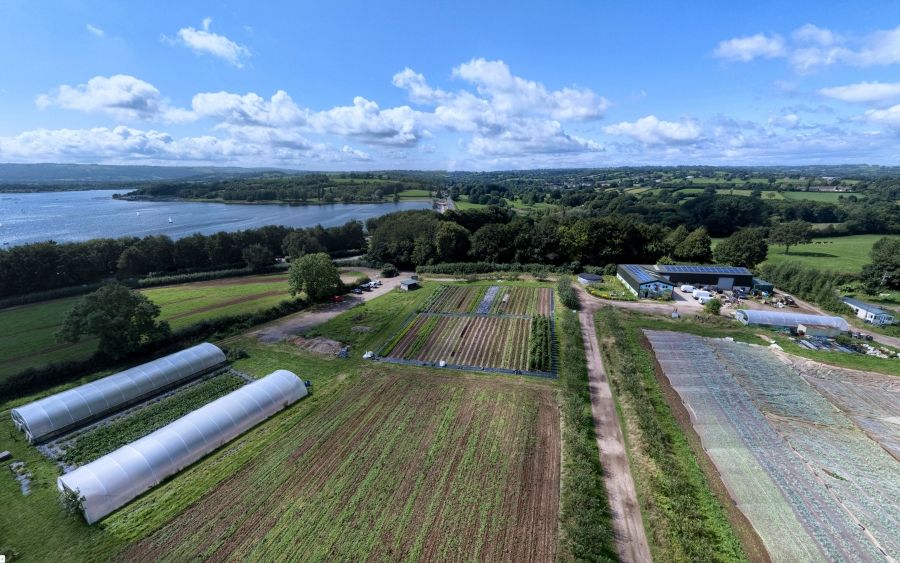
[
  {"left": 0, "top": 273, "right": 296, "bottom": 380},
  {"left": 762, "top": 234, "right": 896, "bottom": 273}
]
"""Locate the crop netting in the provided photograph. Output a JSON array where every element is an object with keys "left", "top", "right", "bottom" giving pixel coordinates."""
[{"left": 645, "top": 330, "right": 899, "bottom": 561}]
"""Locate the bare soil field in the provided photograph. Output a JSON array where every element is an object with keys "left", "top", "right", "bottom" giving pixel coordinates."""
[
  {"left": 645, "top": 330, "right": 900, "bottom": 561},
  {"left": 120, "top": 369, "right": 560, "bottom": 562}
]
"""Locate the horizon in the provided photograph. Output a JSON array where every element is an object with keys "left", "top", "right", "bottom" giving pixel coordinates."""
[{"left": 3, "top": 1, "right": 900, "bottom": 170}]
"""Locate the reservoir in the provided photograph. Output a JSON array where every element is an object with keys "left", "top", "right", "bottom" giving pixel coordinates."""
[{"left": 0, "top": 190, "right": 432, "bottom": 246}]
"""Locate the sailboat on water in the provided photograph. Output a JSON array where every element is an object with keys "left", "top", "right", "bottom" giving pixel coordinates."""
[{"left": 168, "top": 217, "right": 173, "bottom": 224}]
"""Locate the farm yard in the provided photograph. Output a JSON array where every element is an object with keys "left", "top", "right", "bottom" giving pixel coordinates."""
[
  {"left": 645, "top": 330, "right": 900, "bottom": 561},
  {"left": 380, "top": 284, "right": 556, "bottom": 376}
]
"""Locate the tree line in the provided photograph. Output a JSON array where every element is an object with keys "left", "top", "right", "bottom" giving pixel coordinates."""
[{"left": 0, "top": 222, "right": 365, "bottom": 297}]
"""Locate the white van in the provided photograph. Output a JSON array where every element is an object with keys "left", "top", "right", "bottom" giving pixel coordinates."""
[
  {"left": 680, "top": 284, "right": 696, "bottom": 292},
  {"left": 692, "top": 289, "right": 711, "bottom": 300},
  {"left": 697, "top": 295, "right": 714, "bottom": 305}
]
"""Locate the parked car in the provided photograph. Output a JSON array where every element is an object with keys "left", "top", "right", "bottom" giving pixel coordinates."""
[
  {"left": 698, "top": 295, "right": 714, "bottom": 305},
  {"left": 351, "top": 288, "right": 363, "bottom": 295},
  {"left": 692, "top": 289, "right": 711, "bottom": 300},
  {"left": 331, "top": 295, "right": 343, "bottom": 303},
  {"left": 680, "top": 284, "right": 696, "bottom": 292}
]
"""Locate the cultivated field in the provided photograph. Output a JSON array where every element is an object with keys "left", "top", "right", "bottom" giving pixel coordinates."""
[
  {"left": 117, "top": 369, "right": 560, "bottom": 561},
  {"left": 0, "top": 273, "right": 293, "bottom": 380},
  {"left": 645, "top": 330, "right": 900, "bottom": 561},
  {"left": 381, "top": 285, "right": 555, "bottom": 375}
]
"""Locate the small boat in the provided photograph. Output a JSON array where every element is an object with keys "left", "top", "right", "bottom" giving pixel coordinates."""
[
  {"left": 168, "top": 217, "right": 173, "bottom": 223},
  {"left": 136, "top": 211, "right": 140, "bottom": 216}
]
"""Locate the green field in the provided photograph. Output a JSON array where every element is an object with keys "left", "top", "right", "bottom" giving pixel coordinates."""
[
  {"left": 396, "top": 188, "right": 431, "bottom": 198},
  {"left": 0, "top": 273, "right": 295, "bottom": 380},
  {"left": 0, "top": 278, "right": 573, "bottom": 561},
  {"left": 762, "top": 234, "right": 896, "bottom": 273}
]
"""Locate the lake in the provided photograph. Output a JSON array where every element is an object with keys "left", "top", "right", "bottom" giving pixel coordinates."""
[{"left": 0, "top": 190, "right": 432, "bottom": 246}]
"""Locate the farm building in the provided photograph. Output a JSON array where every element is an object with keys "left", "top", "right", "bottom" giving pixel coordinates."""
[
  {"left": 653, "top": 264, "right": 754, "bottom": 290},
  {"left": 797, "top": 323, "right": 843, "bottom": 338},
  {"left": 399, "top": 279, "right": 420, "bottom": 291},
  {"left": 11, "top": 343, "right": 226, "bottom": 443},
  {"left": 734, "top": 309, "right": 850, "bottom": 333},
  {"left": 842, "top": 297, "right": 895, "bottom": 326},
  {"left": 57, "top": 370, "right": 309, "bottom": 524},
  {"left": 752, "top": 278, "right": 775, "bottom": 293},
  {"left": 617, "top": 264, "right": 675, "bottom": 298},
  {"left": 577, "top": 273, "right": 602, "bottom": 285}
]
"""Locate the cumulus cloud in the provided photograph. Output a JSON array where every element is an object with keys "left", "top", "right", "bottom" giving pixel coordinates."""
[
  {"left": 768, "top": 113, "right": 800, "bottom": 129},
  {"left": 36, "top": 75, "right": 193, "bottom": 123},
  {"left": 191, "top": 90, "right": 307, "bottom": 126},
  {"left": 716, "top": 24, "right": 900, "bottom": 72},
  {"left": 604, "top": 115, "right": 702, "bottom": 144},
  {"left": 309, "top": 97, "right": 427, "bottom": 146},
  {"left": 713, "top": 33, "right": 786, "bottom": 62},
  {"left": 864, "top": 104, "right": 900, "bottom": 129},
  {"left": 173, "top": 17, "right": 250, "bottom": 68},
  {"left": 86, "top": 24, "right": 105, "bottom": 37},
  {"left": 819, "top": 81, "right": 900, "bottom": 104}
]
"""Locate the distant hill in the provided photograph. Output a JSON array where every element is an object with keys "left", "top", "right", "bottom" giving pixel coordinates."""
[{"left": 0, "top": 163, "right": 297, "bottom": 191}]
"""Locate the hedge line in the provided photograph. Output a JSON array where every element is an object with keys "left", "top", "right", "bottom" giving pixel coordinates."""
[
  {"left": 0, "top": 297, "right": 309, "bottom": 401},
  {"left": 557, "top": 275, "right": 580, "bottom": 311}
]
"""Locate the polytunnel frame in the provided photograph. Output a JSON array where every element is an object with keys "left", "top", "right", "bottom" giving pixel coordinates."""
[
  {"left": 57, "top": 369, "right": 308, "bottom": 524},
  {"left": 734, "top": 309, "right": 850, "bottom": 332},
  {"left": 11, "top": 343, "right": 226, "bottom": 443}
]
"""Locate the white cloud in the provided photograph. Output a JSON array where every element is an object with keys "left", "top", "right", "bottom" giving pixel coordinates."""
[
  {"left": 819, "top": 81, "right": 900, "bottom": 104},
  {"left": 768, "top": 113, "right": 800, "bottom": 129},
  {"left": 191, "top": 90, "right": 306, "bottom": 126},
  {"left": 309, "top": 97, "right": 426, "bottom": 146},
  {"left": 451, "top": 58, "right": 610, "bottom": 120},
  {"left": 717, "top": 24, "right": 900, "bottom": 71},
  {"left": 173, "top": 18, "right": 250, "bottom": 68},
  {"left": 86, "top": 24, "right": 105, "bottom": 37},
  {"left": 864, "top": 104, "right": 900, "bottom": 129},
  {"left": 792, "top": 24, "right": 838, "bottom": 46},
  {"left": 604, "top": 115, "right": 702, "bottom": 144},
  {"left": 36, "top": 75, "right": 193, "bottom": 123},
  {"left": 713, "top": 33, "right": 786, "bottom": 62}
]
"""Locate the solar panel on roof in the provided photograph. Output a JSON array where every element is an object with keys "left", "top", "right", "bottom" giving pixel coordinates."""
[{"left": 656, "top": 264, "right": 751, "bottom": 275}]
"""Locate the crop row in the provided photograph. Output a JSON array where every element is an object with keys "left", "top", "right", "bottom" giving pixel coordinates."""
[
  {"left": 60, "top": 371, "right": 246, "bottom": 467},
  {"left": 424, "top": 285, "right": 553, "bottom": 317},
  {"left": 387, "top": 315, "right": 532, "bottom": 371},
  {"left": 527, "top": 316, "right": 552, "bottom": 372}
]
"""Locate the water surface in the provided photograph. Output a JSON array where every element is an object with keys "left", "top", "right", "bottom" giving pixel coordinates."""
[{"left": 0, "top": 190, "right": 431, "bottom": 246}]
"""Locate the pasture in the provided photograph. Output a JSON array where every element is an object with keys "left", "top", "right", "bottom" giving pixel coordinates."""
[
  {"left": 0, "top": 272, "right": 294, "bottom": 380},
  {"left": 645, "top": 331, "right": 900, "bottom": 561},
  {"left": 762, "top": 234, "right": 894, "bottom": 273}
]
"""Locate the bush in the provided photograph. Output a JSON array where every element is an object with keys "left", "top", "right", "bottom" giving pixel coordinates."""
[
  {"left": 416, "top": 261, "right": 569, "bottom": 276},
  {"left": 381, "top": 263, "right": 399, "bottom": 277},
  {"left": 704, "top": 298, "right": 722, "bottom": 315},
  {"left": 757, "top": 262, "right": 855, "bottom": 314},
  {"left": 557, "top": 276, "right": 580, "bottom": 310}
]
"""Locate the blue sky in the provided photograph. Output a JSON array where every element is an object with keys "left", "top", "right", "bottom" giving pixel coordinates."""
[{"left": 2, "top": 0, "right": 900, "bottom": 169}]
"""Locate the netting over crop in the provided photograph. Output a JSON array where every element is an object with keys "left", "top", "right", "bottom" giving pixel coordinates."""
[
  {"left": 11, "top": 343, "right": 226, "bottom": 443},
  {"left": 645, "top": 330, "right": 899, "bottom": 561},
  {"left": 57, "top": 369, "right": 308, "bottom": 524}
]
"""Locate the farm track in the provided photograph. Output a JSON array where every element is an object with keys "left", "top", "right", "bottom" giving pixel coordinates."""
[{"left": 121, "top": 370, "right": 560, "bottom": 561}]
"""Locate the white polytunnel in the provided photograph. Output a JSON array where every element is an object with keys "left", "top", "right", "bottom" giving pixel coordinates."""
[
  {"left": 10, "top": 343, "right": 226, "bottom": 443},
  {"left": 734, "top": 309, "right": 851, "bottom": 332},
  {"left": 57, "top": 369, "right": 308, "bottom": 524}
]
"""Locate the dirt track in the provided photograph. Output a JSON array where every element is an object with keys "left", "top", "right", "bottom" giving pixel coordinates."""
[
  {"left": 249, "top": 269, "right": 407, "bottom": 342},
  {"left": 577, "top": 290, "right": 652, "bottom": 562}
]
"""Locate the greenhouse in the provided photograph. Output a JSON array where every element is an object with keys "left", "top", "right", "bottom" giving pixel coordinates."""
[
  {"left": 734, "top": 309, "right": 850, "bottom": 332},
  {"left": 57, "top": 369, "right": 308, "bottom": 524},
  {"left": 11, "top": 343, "right": 226, "bottom": 443}
]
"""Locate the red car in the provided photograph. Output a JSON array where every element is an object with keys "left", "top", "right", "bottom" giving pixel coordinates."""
[{"left": 331, "top": 295, "right": 343, "bottom": 303}]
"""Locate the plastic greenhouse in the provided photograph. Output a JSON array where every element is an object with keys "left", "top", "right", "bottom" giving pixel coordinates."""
[
  {"left": 57, "top": 369, "right": 308, "bottom": 524},
  {"left": 734, "top": 309, "right": 850, "bottom": 332},
  {"left": 11, "top": 343, "right": 226, "bottom": 443}
]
